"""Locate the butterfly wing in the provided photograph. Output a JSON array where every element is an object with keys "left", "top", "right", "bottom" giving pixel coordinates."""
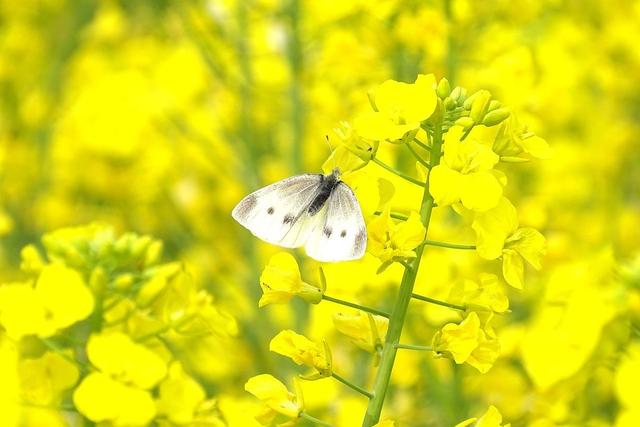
[
  {"left": 305, "top": 182, "right": 367, "bottom": 262},
  {"left": 232, "top": 174, "right": 323, "bottom": 248}
]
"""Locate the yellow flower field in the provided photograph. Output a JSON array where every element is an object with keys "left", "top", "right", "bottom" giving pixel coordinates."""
[{"left": 0, "top": 1, "right": 639, "bottom": 426}]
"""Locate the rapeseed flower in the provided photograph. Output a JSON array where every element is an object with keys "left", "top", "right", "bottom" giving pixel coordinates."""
[
  {"left": 245, "top": 374, "right": 303, "bottom": 425},
  {"left": 354, "top": 74, "right": 437, "bottom": 141},
  {"left": 259, "top": 252, "right": 323, "bottom": 307},
  {"left": 472, "top": 198, "right": 546, "bottom": 288},
  {"left": 455, "top": 406, "right": 510, "bottom": 427},
  {"left": 0, "top": 264, "right": 93, "bottom": 339},
  {"left": 333, "top": 311, "right": 388, "bottom": 354},
  {"left": 432, "top": 312, "right": 500, "bottom": 373},
  {"left": 429, "top": 125, "right": 504, "bottom": 212},
  {"left": 270, "top": 330, "right": 331, "bottom": 377},
  {"left": 367, "top": 210, "right": 425, "bottom": 271}
]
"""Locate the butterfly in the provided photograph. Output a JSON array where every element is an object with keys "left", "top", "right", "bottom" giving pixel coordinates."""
[{"left": 232, "top": 168, "right": 367, "bottom": 262}]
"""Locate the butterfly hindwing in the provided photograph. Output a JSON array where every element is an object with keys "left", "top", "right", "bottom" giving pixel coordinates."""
[
  {"left": 232, "top": 174, "right": 322, "bottom": 247},
  {"left": 305, "top": 182, "right": 367, "bottom": 262}
]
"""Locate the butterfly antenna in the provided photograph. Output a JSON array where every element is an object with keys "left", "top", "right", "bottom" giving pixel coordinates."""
[{"left": 324, "top": 135, "right": 334, "bottom": 153}]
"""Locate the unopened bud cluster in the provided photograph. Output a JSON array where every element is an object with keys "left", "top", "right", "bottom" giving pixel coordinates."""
[{"left": 434, "top": 78, "right": 511, "bottom": 134}]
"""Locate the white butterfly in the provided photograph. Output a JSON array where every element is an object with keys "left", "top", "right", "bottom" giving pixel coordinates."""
[{"left": 232, "top": 168, "right": 367, "bottom": 262}]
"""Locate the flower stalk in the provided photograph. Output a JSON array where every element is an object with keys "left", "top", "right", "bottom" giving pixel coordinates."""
[
  {"left": 361, "top": 118, "right": 444, "bottom": 426},
  {"left": 322, "top": 294, "right": 390, "bottom": 318}
]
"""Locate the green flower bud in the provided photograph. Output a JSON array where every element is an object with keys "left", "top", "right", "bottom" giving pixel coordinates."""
[
  {"left": 89, "top": 266, "right": 108, "bottom": 293},
  {"left": 469, "top": 90, "right": 492, "bottom": 123},
  {"left": 450, "top": 86, "right": 467, "bottom": 105},
  {"left": 114, "top": 273, "right": 135, "bottom": 290},
  {"left": 144, "top": 241, "right": 163, "bottom": 267},
  {"left": 488, "top": 100, "right": 501, "bottom": 111},
  {"left": 463, "top": 91, "right": 478, "bottom": 110},
  {"left": 456, "top": 116, "right": 475, "bottom": 130},
  {"left": 482, "top": 108, "right": 511, "bottom": 126},
  {"left": 298, "top": 281, "right": 323, "bottom": 304},
  {"left": 436, "top": 78, "right": 451, "bottom": 99},
  {"left": 444, "top": 97, "right": 456, "bottom": 111}
]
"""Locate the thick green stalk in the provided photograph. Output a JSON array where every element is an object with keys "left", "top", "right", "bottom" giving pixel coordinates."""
[{"left": 361, "top": 123, "right": 444, "bottom": 426}]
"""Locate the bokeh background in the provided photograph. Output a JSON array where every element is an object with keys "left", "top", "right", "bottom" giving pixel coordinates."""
[{"left": 0, "top": 0, "right": 639, "bottom": 426}]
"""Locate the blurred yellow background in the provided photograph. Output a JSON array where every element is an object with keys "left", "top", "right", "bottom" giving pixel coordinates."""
[{"left": 0, "top": 0, "right": 639, "bottom": 426}]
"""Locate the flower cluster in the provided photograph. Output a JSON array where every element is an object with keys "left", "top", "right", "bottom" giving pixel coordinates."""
[
  {"left": 244, "top": 74, "right": 547, "bottom": 426},
  {"left": 0, "top": 224, "right": 233, "bottom": 426}
]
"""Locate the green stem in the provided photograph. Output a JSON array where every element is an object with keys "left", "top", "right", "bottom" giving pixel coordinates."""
[
  {"left": 361, "top": 119, "right": 444, "bottom": 427},
  {"left": 405, "top": 143, "right": 431, "bottom": 168},
  {"left": 413, "top": 138, "right": 432, "bottom": 152},
  {"left": 322, "top": 294, "right": 390, "bottom": 318},
  {"left": 300, "top": 412, "right": 333, "bottom": 426},
  {"left": 419, "top": 239, "right": 476, "bottom": 250},
  {"left": 40, "top": 338, "right": 88, "bottom": 369},
  {"left": 332, "top": 372, "right": 373, "bottom": 398},
  {"left": 411, "top": 293, "right": 466, "bottom": 311},
  {"left": 372, "top": 157, "right": 425, "bottom": 187},
  {"left": 395, "top": 343, "right": 433, "bottom": 351}
]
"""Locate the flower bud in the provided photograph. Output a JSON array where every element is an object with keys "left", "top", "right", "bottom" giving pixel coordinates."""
[
  {"left": 482, "top": 108, "right": 511, "bottom": 126},
  {"left": 436, "top": 78, "right": 451, "bottom": 99},
  {"left": 488, "top": 99, "right": 501, "bottom": 111},
  {"left": 89, "top": 266, "right": 108, "bottom": 293},
  {"left": 456, "top": 116, "right": 475, "bottom": 130},
  {"left": 469, "top": 90, "right": 492, "bottom": 123},
  {"left": 444, "top": 97, "right": 456, "bottom": 111},
  {"left": 450, "top": 86, "right": 467, "bottom": 105}
]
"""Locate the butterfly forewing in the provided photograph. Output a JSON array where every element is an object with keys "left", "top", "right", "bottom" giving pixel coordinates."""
[
  {"left": 304, "top": 182, "right": 367, "bottom": 262},
  {"left": 232, "top": 174, "right": 322, "bottom": 247}
]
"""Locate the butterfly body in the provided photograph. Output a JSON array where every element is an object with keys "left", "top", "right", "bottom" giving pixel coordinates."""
[
  {"left": 232, "top": 168, "right": 367, "bottom": 262},
  {"left": 307, "top": 170, "right": 340, "bottom": 216}
]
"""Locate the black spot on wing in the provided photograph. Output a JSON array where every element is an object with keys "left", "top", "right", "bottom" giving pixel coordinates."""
[
  {"left": 283, "top": 214, "right": 295, "bottom": 224},
  {"left": 323, "top": 227, "right": 332, "bottom": 238},
  {"left": 267, "top": 207, "right": 274, "bottom": 215},
  {"left": 340, "top": 230, "right": 347, "bottom": 238}
]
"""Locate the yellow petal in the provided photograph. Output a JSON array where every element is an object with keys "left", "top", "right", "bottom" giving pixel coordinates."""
[
  {"left": 502, "top": 249, "right": 524, "bottom": 289},
  {"left": 459, "top": 172, "right": 503, "bottom": 212},
  {"left": 259, "top": 253, "right": 303, "bottom": 307},
  {"left": 429, "top": 165, "right": 463, "bottom": 207},
  {"left": 36, "top": 264, "right": 94, "bottom": 336},
  {"left": 472, "top": 198, "right": 519, "bottom": 260},
  {"left": 507, "top": 227, "right": 546, "bottom": 269}
]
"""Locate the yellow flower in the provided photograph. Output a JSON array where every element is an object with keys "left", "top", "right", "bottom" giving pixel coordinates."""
[
  {"left": 73, "top": 372, "right": 157, "bottom": 426},
  {"left": 245, "top": 374, "right": 303, "bottom": 424},
  {"left": 34, "top": 263, "right": 95, "bottom": 336},
  {"left": 259, "top": 252, "right": 323, "bottom": 307},
  {"left": 86, "top": 332, "right": 167, "bottom": 389},
  {"left": 156, "top": 362, "right": 206, "bottom": 425},
  {"left": 432, "top": 312, "right": 500, "bottom": 373},
  {"left": 429, "top": 125, "right": 504, "bottom": 212},
  {"left": 472, "top": 198, "right": 546, "bottom": 289},
  {"left": 455, "top": 406, "right": 510, "bottom": 427},
  {"left": 270, "top": 330, "right": 331, "bottom": 377},
  {"left": 333, "top": 311, "right": 388, "bottom": 353},
  {"left": 18, "top": 351, "right": 79, "bottom": 406},
  {"left": 492, "top": 115, "right": 551, "bottom": 161},
  {"left": 449, "top": 274, "right": 510, "bottom": 313},
  {"left": 354, "top": 74, "right": 437, "bottom": 141},
  {"left": 0, "top": 264, "right": 94, "bottom": 339},
  {"left": 367, "top": 210, "right": 425, "bottom": 270},
  {"left": 326, "top": 121, "right": 379, "bottom": 169}
]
